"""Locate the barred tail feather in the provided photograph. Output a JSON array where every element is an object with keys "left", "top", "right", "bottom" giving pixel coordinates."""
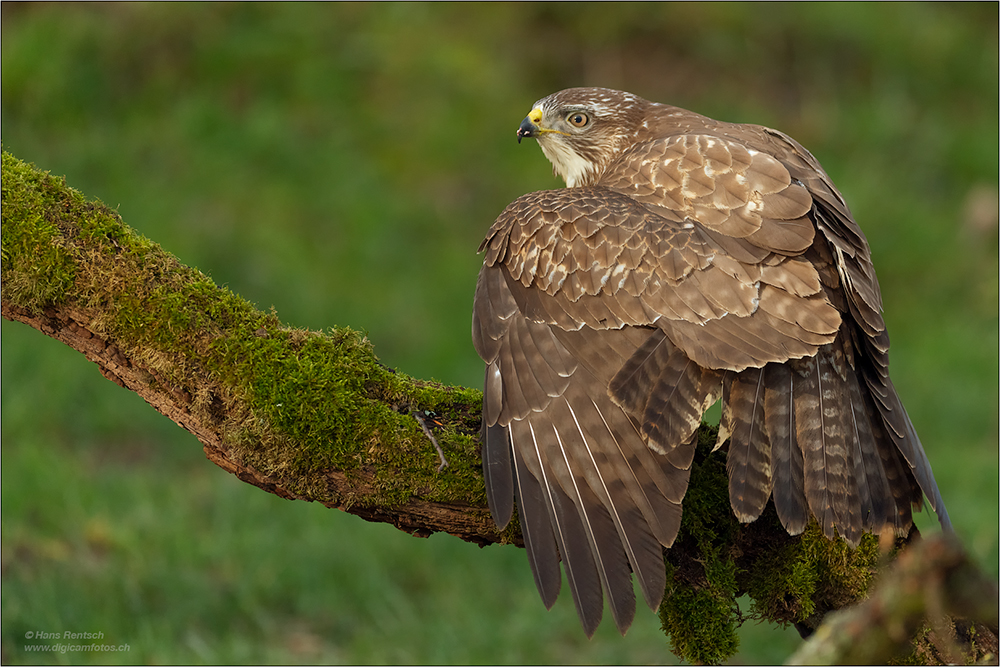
[
  {"left": 765, "top": 363, "right": 809, "bottom": 534},
  {"left": 792, "top": 350, "right": 862, "bottom": 546},
  {"left": 723, "top": 367, "right": 773, "bottom": 522}
]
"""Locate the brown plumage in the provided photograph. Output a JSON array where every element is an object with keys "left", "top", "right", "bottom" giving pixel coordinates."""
[{"left": 471, "top": 87, "right": 950, "bottom": 636}]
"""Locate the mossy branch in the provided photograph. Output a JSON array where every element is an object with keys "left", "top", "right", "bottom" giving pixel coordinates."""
[
  {"left": 788, "top": 532, "right": 999, "bottom": 665},
  {"left": 4, "top": 150, "right": 994, "bottom": 664},
  {"left": 1, "top": 150, "right": 502, "bottom": 546}
]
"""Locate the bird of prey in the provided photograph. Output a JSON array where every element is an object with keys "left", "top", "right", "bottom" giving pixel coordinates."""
[{"left": 471, "top": 87, "right": 950, "bottom": 637}]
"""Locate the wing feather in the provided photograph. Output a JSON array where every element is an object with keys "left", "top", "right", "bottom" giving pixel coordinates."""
[
  {"left": 724, "top": 367, "right": 773, "bottom": 522},
  {"left": 509, "top": 432, "right": 560, "bottom": 606},
  {"left": 564, "top": 392, "right": 672, "bottom": 610},
  {"left": 765, "top": 363, "right": 809, "bottom": 534},
  {"left": 482, "top": 422, "right": 514, "bottom": 528},
  {"left": 517, "top": 418, "right": 605, "bottom": 636},
  {"left": 548, "top": 398, "right": 637, "bottom": 633},
  {"left": 492, "top": 189, "right": 841, "bottom": 372}
]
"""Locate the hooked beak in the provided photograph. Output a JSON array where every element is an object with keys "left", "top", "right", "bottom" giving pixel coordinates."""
[
  {"left": 516, "top": 116, "right": 538, "bottom": 144},
  {"left": 516, "top": 107, "right": 545, "bottom": 144}
]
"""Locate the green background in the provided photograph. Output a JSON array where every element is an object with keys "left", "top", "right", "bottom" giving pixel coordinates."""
[{"left": 2, "top": 3, "right": 997, "bottom": 664}]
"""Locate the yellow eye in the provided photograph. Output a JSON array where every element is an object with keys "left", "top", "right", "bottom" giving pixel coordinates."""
[{"left": 567, "top": 112, "right": 589, "bottom": 128}]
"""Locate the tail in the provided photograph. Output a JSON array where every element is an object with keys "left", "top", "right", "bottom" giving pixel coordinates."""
[{"left": 720, "top": 331, "right": 949, "bottom": 543}]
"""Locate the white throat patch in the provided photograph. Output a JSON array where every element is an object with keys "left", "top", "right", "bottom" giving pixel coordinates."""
[{"left": 538, "top": 138, "right": 594, "bottom": 188}]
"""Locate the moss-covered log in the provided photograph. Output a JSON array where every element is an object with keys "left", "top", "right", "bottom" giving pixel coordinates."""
[{"left": 5, "top": 150, "right": 992, "bottom": 664}]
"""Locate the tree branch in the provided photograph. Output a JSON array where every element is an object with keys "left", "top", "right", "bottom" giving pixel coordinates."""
[{"left": 1, "top": 150, "right": 503, "bottom": 546}]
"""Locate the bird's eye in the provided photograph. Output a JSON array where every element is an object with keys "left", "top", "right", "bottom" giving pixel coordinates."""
[{"left": 567, "top": 112, "right": 590, "bottom": 128}]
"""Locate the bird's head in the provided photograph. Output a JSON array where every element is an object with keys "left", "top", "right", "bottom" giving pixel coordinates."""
[{"left": 516, "top": 87, "right": 648, "bottom": 187}]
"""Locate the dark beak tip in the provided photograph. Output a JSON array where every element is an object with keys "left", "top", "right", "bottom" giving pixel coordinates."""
[{"left": 517, "top": 117, "right": 538, "bottom": 143}]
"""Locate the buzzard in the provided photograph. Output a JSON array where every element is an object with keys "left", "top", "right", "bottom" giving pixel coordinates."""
[{"left": 471, "top": 87, "right": 950, "bottom": 636}]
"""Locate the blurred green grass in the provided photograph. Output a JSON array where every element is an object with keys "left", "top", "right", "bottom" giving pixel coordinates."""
[{"left": 2, "top": 3, "right": 996, "bottom": 664}]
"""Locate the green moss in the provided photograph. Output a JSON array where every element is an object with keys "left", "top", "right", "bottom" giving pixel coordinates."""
[
  {"left": 660, "top": 568, "right": 740, "bottom": 666},
  {"left": 1, "top": 150, "right": 490, "bottom": 523},
  {"left": 656, "top": 426, "right": 889, "bottom": 664},
  {"left": 658, "top": 426, "right": 742, "bottom": 664},
  {"left": 1, "top": 151, "right": 78, "bottom": 312},
  {"left": 742, "top": 521, "right": 881, "bottom": 628},
  {"left": 890, "top": 624, "right": 932, "bottom": 666}
]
